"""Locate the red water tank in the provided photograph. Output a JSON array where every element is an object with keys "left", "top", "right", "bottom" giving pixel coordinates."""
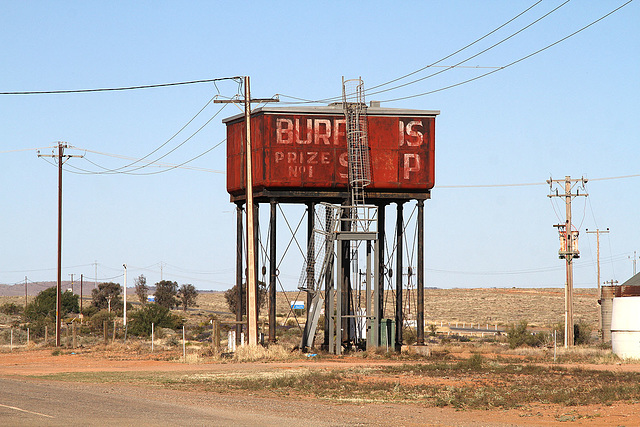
[{"left": 224, "top": 104, "right": 439, "bottom": 199}]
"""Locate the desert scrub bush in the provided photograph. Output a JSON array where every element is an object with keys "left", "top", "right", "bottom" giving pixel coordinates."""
[
  {"left": 456, "top": 353, "right": 484, "bottom": 371},
  {"left": 89, "top": 310, "right": 116, "bottom": 333},
  {"left": 553, "top": 321, "right": 593, "bottom": 346},
  {"left": 127, "top": 303, "right": 183, "bottom": 336},
  {"left": 403, "top": 326, "right": 417, "bottom": 345},
  {"left": 0, "top": 302, "right": 23, "bottom": 315},
  {"left": 506, "top": 321, "right": 547, "bottom": 349}
]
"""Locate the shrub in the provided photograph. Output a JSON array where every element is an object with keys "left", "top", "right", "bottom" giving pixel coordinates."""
[
  {"left": 89, "top": 310, "right": 116, "bottom": 333},
  {"left": 25, "top": 288, "right": 78, "bottom": 322},
  {"left": 224, "top": 281, "right": 267, "bottom": 316},
  {"left": 507, "top": 321, "right": 547, "bottom": 349},
  {"left": 553, "top": 321, "right": 592, "bottom": 346},
  {"left": 403, "top": 326, "right": 417, "bottom": 345},
  {"left": 574, "top": 321, "right": 592, "bottom": 345},
  {"left": 1, "top": 302, "right": 23, "bottom": 315},
  {"left": 127, "top": 303, "right": 183, "bottom": 336},
  {"left": 428, "top": 324, "right": 437, "bottom": 336}
]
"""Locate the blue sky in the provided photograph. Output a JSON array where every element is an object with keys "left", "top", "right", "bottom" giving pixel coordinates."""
[{"left": 1, "top": 1, "right": 638, "bottom": 292}]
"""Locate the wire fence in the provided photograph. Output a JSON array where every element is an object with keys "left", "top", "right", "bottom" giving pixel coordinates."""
[{"left": 0, "top": 320, "right": 246, "bottom": 355}]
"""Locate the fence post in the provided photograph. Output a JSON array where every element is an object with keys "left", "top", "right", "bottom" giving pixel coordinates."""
[
  {"left": 151, "top": 323, "right": 154, "bottom": 352},
  {"left": 228, "top": 330, "right": 236, "bottom": 352},
  {"left": 65, "top": 323, "right": 70, "bottom": 348},
  {"left": 44, "top": 325, "right": 48, "bottom": 347},
  {"left": 112, "top": 320, "right": 116, "bottom": 343},
  {"left": 72, "top": 322, "right": 77, "bottom": 349},
  {"left": 27, "top": 328, "right": 30, "bottom": 346},
  {"left": 182, "top": 326, "right": 186, "bottom": 363},
  {"left": 212, "top": 320, "right": 220, "bottom": 350},
  {"left": 10, "top": 328, "right": 13, "bottom": 351},
  {"left": 103, "top": 321, "right": 107, "bottom": 344}
]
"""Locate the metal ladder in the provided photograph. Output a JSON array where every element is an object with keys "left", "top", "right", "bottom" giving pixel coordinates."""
[{"left": 342, "top": 77, "right": 372, "bottom": 210}]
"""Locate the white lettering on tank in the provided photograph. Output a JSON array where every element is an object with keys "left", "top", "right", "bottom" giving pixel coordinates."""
[
  {"left": 295, "top": 118, "right": 312, "bottom": 144},
  {"left": 338, "top": 152, "right": 348, "bottom": 179},
  {"left": 403, "top": 153, "right": 421, "bottom": 179},
  {"left": 276, "top": 118, "right": 293, "bottom": 144},
  {"left": 314, "top": 119, "right": 332, "bottom": 145},
  {"left": 333, "top": 119, "right": 346, "bottom": 146},
  {"left": 404, "top": 121, "right": 424, "bottom": 146}
]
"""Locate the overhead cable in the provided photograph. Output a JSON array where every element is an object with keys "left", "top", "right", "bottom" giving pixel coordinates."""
[
  {"left": 366, "top": 0, "right": 571, "bottom": 98},
  {"left": 0, "top": 77, "right": 242, "bottom": 95},
  {"left": 367, "top": 1, "right": 543, "bottom": 92},
  {"left": 382, "top": 0, "right": 634, "bottom": 102},
  {"left": 90, "top": 95, "right": 221, "bottom": 174}
]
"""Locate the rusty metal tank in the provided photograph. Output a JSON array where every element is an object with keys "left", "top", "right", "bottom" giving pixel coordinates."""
[
  {"left": 224, "top": 104, "right": 439, "bottom": 202},
  {"left": 601, "top": 285, "right": 640, "bottom": 343}
]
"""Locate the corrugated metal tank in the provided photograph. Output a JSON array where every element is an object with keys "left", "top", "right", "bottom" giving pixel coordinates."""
[
  {"left": 601, "top": 286, "right": 616, "bottom": 342},
  {"left": 611, "top": 296, "right": 640, "bottom": 359},
  {"left": 601, "top": 285, "right": 640, "bottom": 343}
]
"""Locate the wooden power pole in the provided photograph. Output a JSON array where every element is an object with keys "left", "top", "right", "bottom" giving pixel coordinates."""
[
  {"left": 586, "top": 228, "right": 609, "bottom": 340},
  {"left": 548, "top": 176, "right": 587, "bottom": 347},
  {"left": 215, "top": 77, "right": 278, "bottom": 346},
  {"left": 38, "top": 142, "right": 83, "bottom": 347}
]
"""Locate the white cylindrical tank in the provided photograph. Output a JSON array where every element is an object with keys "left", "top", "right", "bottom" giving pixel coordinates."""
[{"left": 611, "top": 296, "right": 640, "bottom": 359}]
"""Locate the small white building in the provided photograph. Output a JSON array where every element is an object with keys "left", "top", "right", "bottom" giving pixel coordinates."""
[{"left": 611, "top": 274, "right": 640, "bottom": 359}]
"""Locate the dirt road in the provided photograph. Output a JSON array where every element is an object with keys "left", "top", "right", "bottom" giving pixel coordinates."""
[{"left": 2, "top": 349, "right": 640, "bottom": 426}]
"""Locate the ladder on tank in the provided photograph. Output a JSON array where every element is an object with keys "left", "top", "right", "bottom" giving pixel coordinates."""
[
  {"left": 342, "top": 77, "right": 372, "bottom": 210},
  {"left": 299, "top": 78, "right": 377, "bottom": 352}
]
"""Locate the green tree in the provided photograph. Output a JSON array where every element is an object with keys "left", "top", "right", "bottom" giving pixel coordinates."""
[
  {"left": 134, "top": 274, "right": 149, "bottom": 305},
  {"left": 128, "top": 303, "right": 182, "bottom": 336},
  {"left": 25, "top": 287, "right": 79, "bottom": 322},
  {"left": 91, "top": 282, "right": 122, "bottom": 311},
  {"left": 178, "top": 284, "right": 198, "bottom": 312},
  {"left": 154, "top": 280, "right": 178, "bottom": 309},
  {"left": 224, "top": 281, "right": 267, "bottom": 316}
]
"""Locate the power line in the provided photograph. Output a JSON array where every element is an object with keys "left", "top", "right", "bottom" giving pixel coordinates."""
[
  {"left": 382, "top": 0, "right": 634, "bottom": 103},
  {"left": 277, "top": 1, "right": 632, "bottom": 106},
  {"left": 50, "top": 99, "right": 227, "bottom": 175},
  {"left": 437, "top": 171, "right": 640, "bottom": 189},
  {"left": 366, "top": 1, "right": 544, "bottom": 93},
  {"left": 277, "top": 0, "right": 567, "bottom": 105},
  {"left": 0, "top": 77, "right": 242, "bottom": 95},
  {"left": 39, "top": 129, "right": 227, "bottom": 176},
  {"left": 365, "top": 0, "right": 571, "bottom": 99},
  {"left": 88, "top": 95, "right": 221, "bottom": 174},
  {"left": 81, "top": 148, "right": 224, "bottom": 173},
  {"left": 0, "top": 147, "right": 52, "bottom": 154}
]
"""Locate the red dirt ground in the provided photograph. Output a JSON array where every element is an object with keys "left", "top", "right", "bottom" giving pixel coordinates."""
[{"left": 1, "top": 349, "right": 640, "bottom": 426}]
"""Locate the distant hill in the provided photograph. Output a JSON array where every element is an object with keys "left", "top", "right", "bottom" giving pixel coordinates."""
[{"left": 0, "top": 281, "right": 98, "bottom": 296}]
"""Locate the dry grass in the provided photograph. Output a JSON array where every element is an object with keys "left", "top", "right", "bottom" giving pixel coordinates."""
[
  {"left": 2, "top": 287, "right": 599, "bottom": 329},
  {"left": 35, "top": 356, "right": 640, "bottom": 409},
  {"left": 232, "top": 344, "right": 299, "bottom": 362}
]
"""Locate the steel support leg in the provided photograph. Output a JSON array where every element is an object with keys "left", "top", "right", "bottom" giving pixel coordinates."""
[
  {"left": 269, "top": 200, "right": 277, "bottom": 343},
  {"left": 395, "top": 202, "right": 404, "bottom": 352},
  {"left": 336, "top": 239, "right": 343, "bottom": 355},
  {"left": 417, "top": 200, "right": 425, "bottom": 345},
  {"left": 235, "top": 203, "right": 244, "bottom": 346},
  {"left": 377, "top": 204, "right": 386, "bottom": 346}
]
